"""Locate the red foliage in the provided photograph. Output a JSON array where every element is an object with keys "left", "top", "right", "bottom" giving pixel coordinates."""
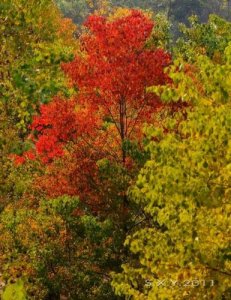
[
  {"left": 9, "top": 154, "right": 26, "bottom": 166},
  {"left": 9, "top": 150, "right": 35, "bottom": 166},
  {"left": 29, "top": 10, "right": 171, "bottom": 210},
  {"left": 31, "top": 96, "right": 100, "bottom": 163},
  {"left": 62, "top": 11, "right": 170, "bottom": 141}
]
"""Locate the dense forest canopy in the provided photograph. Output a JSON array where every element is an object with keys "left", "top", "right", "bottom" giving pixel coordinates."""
[
  {"left": 55, "top": 0, "right": 231, "bottom": 24},
  {"left": 0, "top": 0, "right": 230, "bottom": 299}
]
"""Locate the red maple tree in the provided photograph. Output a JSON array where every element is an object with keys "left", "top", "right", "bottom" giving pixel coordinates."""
[{"left": 29, "top": 10, "right": 171, "bottom": 210}]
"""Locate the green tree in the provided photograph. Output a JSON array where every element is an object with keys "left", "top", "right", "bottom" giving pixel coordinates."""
[
  {"left": 175, "top": 14, "right": 231, "bottom": 61},
  {"left": 0, "top": 0, "right": 76, "bottom": 209}
]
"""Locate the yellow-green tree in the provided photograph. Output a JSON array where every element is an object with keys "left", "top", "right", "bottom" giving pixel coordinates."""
[{"left": 112, "top": 42, "right": 231, "bottom": 300}]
